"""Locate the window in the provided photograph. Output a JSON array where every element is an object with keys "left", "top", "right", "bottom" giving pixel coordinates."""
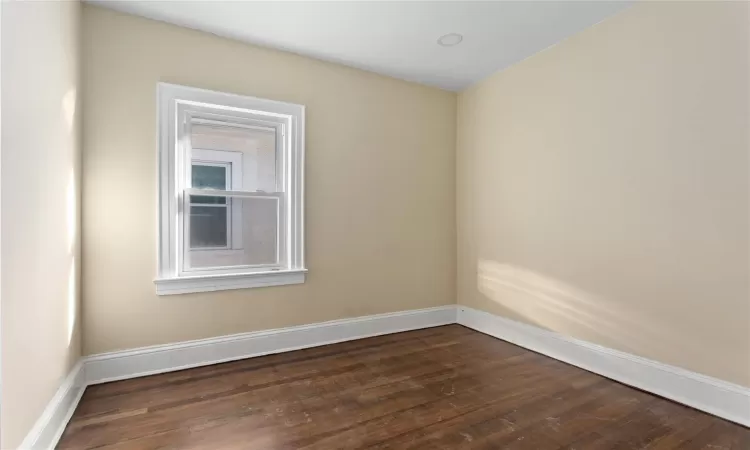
[{"left": 155, "top": 83, "right": 305, "bottom": 295}]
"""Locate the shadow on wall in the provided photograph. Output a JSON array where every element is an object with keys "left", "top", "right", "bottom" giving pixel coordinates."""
[{"left": 476, "top": 260, "right": 710, "bottom": 359}]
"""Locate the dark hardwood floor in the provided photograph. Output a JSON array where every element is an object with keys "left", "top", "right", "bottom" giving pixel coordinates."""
[{"left": 58, "top": 325, "right": 749, "bottom": 449}]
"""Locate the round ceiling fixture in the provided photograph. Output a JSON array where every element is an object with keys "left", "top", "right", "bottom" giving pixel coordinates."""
[{"left": 437, "top": 33, "right": 463, "bottom": 47}]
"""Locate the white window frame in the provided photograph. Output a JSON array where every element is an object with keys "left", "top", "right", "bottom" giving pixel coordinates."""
[{"left": 155, "top": 83, "right": 305, "bottom": 295}]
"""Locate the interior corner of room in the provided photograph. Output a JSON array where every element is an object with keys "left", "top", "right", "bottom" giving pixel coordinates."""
[{"left": 1, "top": 0, "right": 749, "bottom": 449}]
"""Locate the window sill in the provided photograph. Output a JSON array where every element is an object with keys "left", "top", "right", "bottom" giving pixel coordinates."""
[{"left": 154, "top": 269, "right": 307, "bottom": 295}]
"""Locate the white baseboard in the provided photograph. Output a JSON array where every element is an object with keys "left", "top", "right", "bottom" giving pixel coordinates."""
[
  {"left": 19, "top": 361, "right": 86, "bottom": 450},
  {"left": 457, "top": 306, "right": 750, "bottom": 428},
  {"left": 84, "top": 305, "right": 457, "bottom": 385}
]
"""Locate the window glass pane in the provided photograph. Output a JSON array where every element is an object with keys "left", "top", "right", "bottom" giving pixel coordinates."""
[
  {"left": 191, "top": 123, "right": 277, "bottom": 192},
  {"left": 190, "top": 205, "right": 228, "bottom": 248},
  {"left": 192, "top": 164, "right": 227, "bottom": 189},
  {"left": 186, "top": 196, "right": 279, "bottom": 269},
  {"left": 191, "top": 164, "right": 227, "bottom": 205}
]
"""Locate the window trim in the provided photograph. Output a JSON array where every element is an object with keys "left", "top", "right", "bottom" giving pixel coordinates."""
[{"left": 155, "top": 83, "right": 306, "bottom": 295}]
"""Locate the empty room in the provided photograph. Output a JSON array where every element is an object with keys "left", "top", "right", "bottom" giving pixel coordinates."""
[{"left": 1, "top": 0, "right": 749, "bottom": 448}]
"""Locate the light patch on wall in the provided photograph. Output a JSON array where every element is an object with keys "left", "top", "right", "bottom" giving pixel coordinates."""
[
  {"left": 62, "top": 87, "right": 76, "bottom": 132},
  {"left": 67, "top": 169, "right": 76, "bottom": 254},
  {"left": 67, "top": 169, "right": 77, "bottom": 345},
  {"left": 68, "top": 261, "right": 76, "bottom": 345},
  {"left": 475, "top": 261, "right": 709, "bottom": 358}
]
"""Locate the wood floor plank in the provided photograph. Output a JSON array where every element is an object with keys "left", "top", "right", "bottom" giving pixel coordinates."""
[{"left": 57, "top": 325, "right": 750, "bottom": 449}]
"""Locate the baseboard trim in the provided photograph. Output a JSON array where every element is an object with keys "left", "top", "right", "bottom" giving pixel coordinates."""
[
  {"left": 19, "top": 361, "right": 86, "bottom": 450},
  {"left": 457, "top": 306, "right": 750, "bottom": 428},
  {"left": 84, "top": 305, "right": 458, "bottom": 385}
]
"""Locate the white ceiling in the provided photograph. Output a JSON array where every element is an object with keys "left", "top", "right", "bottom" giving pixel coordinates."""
[{"left": 89, "top": 1, "right": 632, "bottom": 91}]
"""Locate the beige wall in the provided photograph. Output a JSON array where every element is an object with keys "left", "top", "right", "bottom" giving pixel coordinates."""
[
  {"left": 1, "top": 1, "right": 82, "bottom": 448},
  {"left": 457, "top": 1, "right": 750, "bottom": 387},
  {"left": 81, "top": 6, "right": 456, "bottom": 355}
]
